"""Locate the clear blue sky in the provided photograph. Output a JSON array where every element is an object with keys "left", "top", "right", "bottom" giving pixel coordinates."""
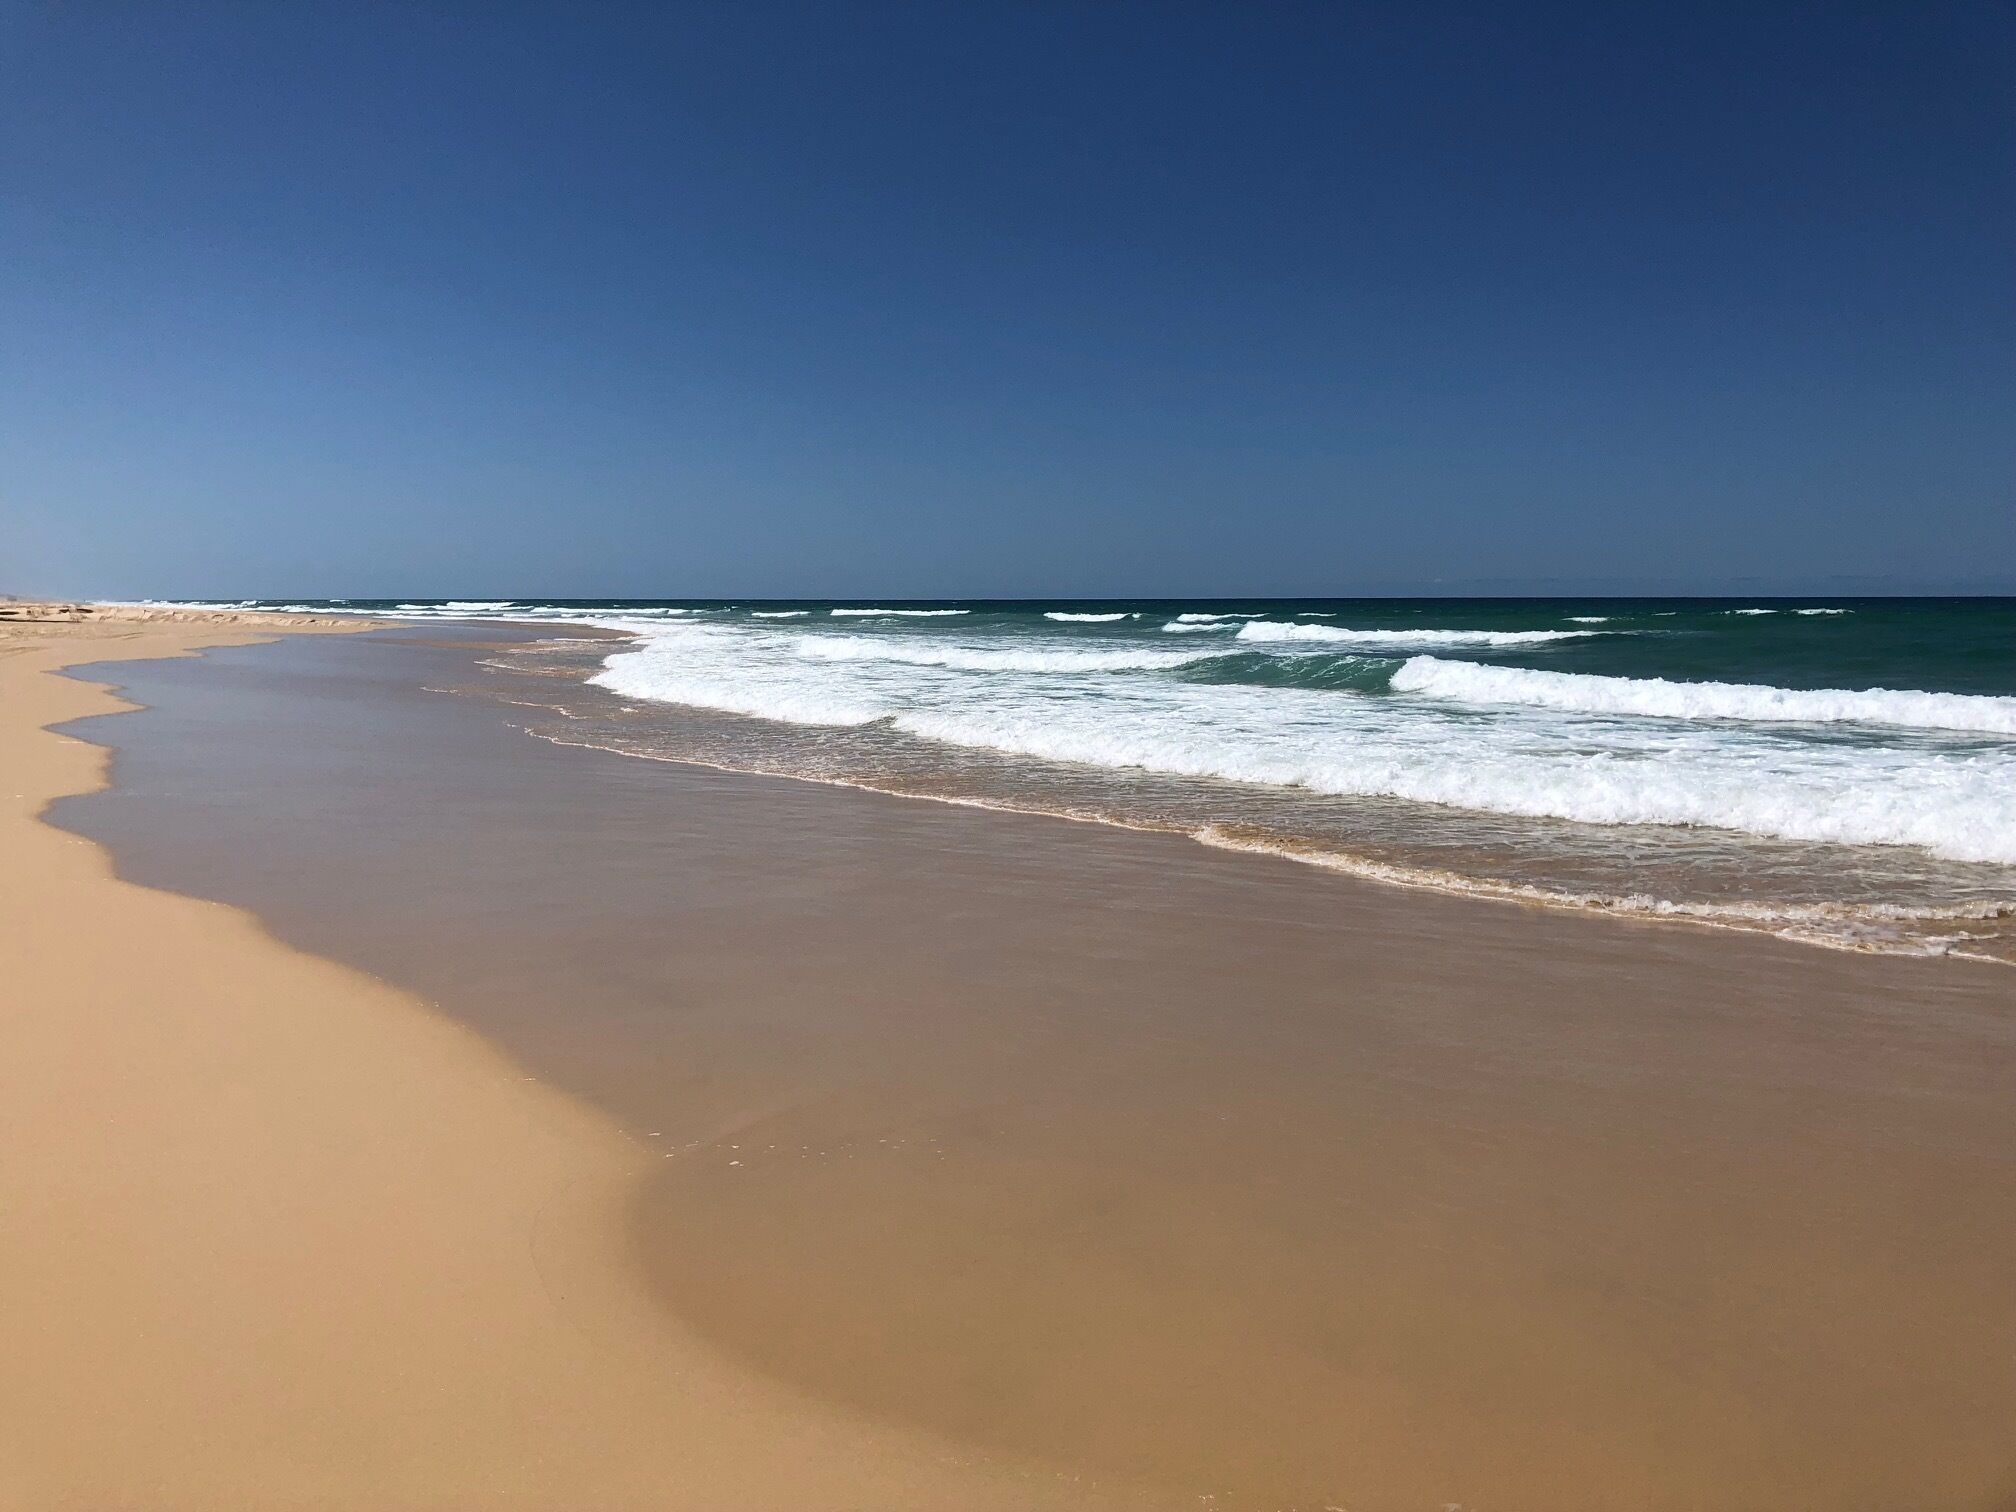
[{"left": 3, "top": 2, "right": 2010, "bottom": 598}]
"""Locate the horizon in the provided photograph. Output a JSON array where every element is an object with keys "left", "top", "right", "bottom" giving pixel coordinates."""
[{"left": 123, "top": 588, "right": 2016, "bottom": 604}]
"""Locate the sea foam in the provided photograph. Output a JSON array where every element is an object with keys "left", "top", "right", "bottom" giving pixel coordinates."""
[
  {"left": 796, "top": 635, "right": 1209, "bottom": 674},
  {"left": 587, "top": 620, "right": 2016, "bottom": 865},
  {"left": 1236, "top": 622, "right": 1599, "bottom": 647},
  {"left": 888, "top": 695, "right": 2016, "bottom": 864},
  {"left": 1390, "top": 656, "right": 2016, "bottom": 735}
]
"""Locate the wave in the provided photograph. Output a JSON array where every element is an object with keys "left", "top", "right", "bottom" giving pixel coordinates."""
[
  {"left": 795, "top": 635, "right": 1210, "bottom": 674},
  {"left": 580, "top": 624, "right": 2016, "bottom": 865},
  {"left": 829, "top": 607, "right": 971, "bottom": 617},
  {"left": 1728, "top": 608, "right": 1776, "bottom": 616},
  {"left": 1044, "top": 611, "right": 1133, "bottom": 622},
  {"left": 589, "top": 661, "right": 884, "bottom": 727},
  {"left": 1795, "top": 608, "right": 1850, "bottom": 616},
  {"left": 258, "top": 603, "right": 396, "bottom": 616},
  {"left": 1162, "top": 621, "right": 1238, "bottom": 634},
  {"left": 1566, "top": 615, "right": 1612, "bottom": 624},
  {"left": 1390, "top": 656, "right": 2016, "bottom": 735},
  {"left": 1191, "top": 827, "right": 2012, "bottom": 956},
  {"left": 381, "top": 596, "right": 516, "bottom": 612},
  {"left": 1173, "top": 650, "right": 1391, "bottom": 692},
  {"left": 750, "top": 610, "right": 810, "bottom": 618},
  {"left": 886, "top": 701, "right": 2016, "bottom": 864},
  {"left": 1236, "top": 622, "right": 1599, "bottom": 647}
]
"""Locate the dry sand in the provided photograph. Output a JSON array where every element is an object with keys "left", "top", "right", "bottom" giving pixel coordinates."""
[{"left": 0, "top": 609, "right": 1146, "bottom": 1510}]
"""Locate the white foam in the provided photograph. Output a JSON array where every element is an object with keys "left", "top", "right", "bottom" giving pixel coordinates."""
[
  {"left": 585, "top": 620, "right": 2016, "bottom": 865},
  {"left": 261, "top": 603, "right": 390, "bottom": 616},
  {"left": 1044, "top": 611, "right": 1133, "bottom": 622},
  {"left": 1795, "top": 608, "right": 1850, "bottom": 616},
  {"left": 1191, "top": 826, "right": 2012, "bottom": 950},
  {"left": 796, "top": 635, "right": 1209, "bottom": 674},
  {"left": 829, "top": 607, "right": 970, "bottom": 617},
  {"left": 1161, "top": 620, "right": 1238, "bottom": 634},
  {"left": 370, "top": 600, "right": 542, "bottom": 618},
  {"left": 589, "top": 630, "right": 885, "bottom": 726},
  {"left": 1566, "top": 615, "right": 1612, "bottom": 624},
  {"left": 750, "top": 610, "right": 810, "bottom": 618},
  {"left": 1236, "top": 622, "right": 1599, "bottom": 647},
  {"left": 1728, "top": 608, "right": 1777, "bottom": 616},
  {"left": 888, "top": 697, "right": 2016, "bottom": 865},
  {"left": 1390, "top": 656, "right": 2016, "bottom": 736}
]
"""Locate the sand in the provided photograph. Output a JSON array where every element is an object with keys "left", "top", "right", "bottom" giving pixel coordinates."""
[
  {"left": 47, "top": 621, "right": 2016, "bottom": 1512},
  {"left": 0, "top": 610, "right": 1146, "bottom": 1510},
  {"left": 12, "top": 607, "right": 2016, "bottom": 1511}
]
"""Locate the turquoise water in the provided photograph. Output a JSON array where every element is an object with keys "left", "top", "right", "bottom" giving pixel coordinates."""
[{"left": 170, "top": 597, "right": 2016, "bottom": 958}]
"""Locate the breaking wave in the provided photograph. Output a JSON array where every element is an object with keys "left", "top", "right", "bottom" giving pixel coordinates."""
[
  {"left": 1391, "top": 657, "right": 2016, "bottom": 736},
  {"left": 1235, "top": 622, "right": 1600, "bottom": 648}
]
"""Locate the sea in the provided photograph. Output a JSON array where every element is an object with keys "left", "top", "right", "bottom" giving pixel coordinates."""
[{"left": 151, "top": 596, "right": 2016, "bottom": 962}]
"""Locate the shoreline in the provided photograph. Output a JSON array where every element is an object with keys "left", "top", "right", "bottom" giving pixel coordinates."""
[
  {"left": 523, "top": 710, "right": 2016, "bottom": 965},
  {"left": 112, "top": 600, "right": 2014, "bottom": 973},
  {"left": 463, "top": 607, "right": 2016, "bottom": 966},
  {"left": 46, "top": 620, "right": 2016, "bottom": 1510},
  {"left": 0, "top": 611, "right": 1147, "bottom": 1510}
]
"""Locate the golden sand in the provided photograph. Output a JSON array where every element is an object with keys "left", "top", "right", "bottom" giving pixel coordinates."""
[{"left": 0, "top": 609, "right": 1146, "bottom": 1511}]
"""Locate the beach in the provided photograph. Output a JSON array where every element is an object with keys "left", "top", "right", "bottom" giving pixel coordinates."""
[
  {"left": 0, "top": 608, "right": 1149, "bottom": 1511},
  {"left": 13, "top": 4, "right": 2007, "bottom": 1502},
  {"left": 13, "top": 609, "right": 2015, "bottom": 1509}
]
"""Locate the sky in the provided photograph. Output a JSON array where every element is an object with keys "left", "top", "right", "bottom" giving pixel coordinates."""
[{"left": 3, "top": 2, "right": 2011, "bottom": 599}]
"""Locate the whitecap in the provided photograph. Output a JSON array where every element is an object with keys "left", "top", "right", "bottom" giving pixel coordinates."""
[
  {"left": 1236, "top": 622, "right": 1598, "bottom": 647},
  {"left": 796, "top": 635, "right": 1210, "bottom": 674},
  {"left": 1390, "top": 656, "right": 2016, "bottom": 736}
]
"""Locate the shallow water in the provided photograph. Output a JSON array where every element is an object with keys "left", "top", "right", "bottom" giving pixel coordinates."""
[{"left": 141, "top": 596, "right": 2016, "bottom": 960}]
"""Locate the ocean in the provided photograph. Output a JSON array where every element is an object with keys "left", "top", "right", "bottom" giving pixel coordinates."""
[{"left": 161, "top": 596, "right": 2016, "bottom": 960}]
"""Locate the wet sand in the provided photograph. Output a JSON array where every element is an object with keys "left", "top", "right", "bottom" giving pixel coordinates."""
[
  {"left": 1, "top": 611, "right": 1150, "bottom": 1511},
  {"left": 48, "top": 622, "right": 2016, "bottom": 1510}
]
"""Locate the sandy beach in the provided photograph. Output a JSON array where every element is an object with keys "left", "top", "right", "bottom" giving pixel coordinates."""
[
  {"left": 0, "top": 609, "right": 1147, "bottom": 1511},
  {"left": 18, "top": 613, "right": 2014, "bottom": 1511},
  {"left": 13, "top": 4, "right": 2010, "bottom": 1505}
]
